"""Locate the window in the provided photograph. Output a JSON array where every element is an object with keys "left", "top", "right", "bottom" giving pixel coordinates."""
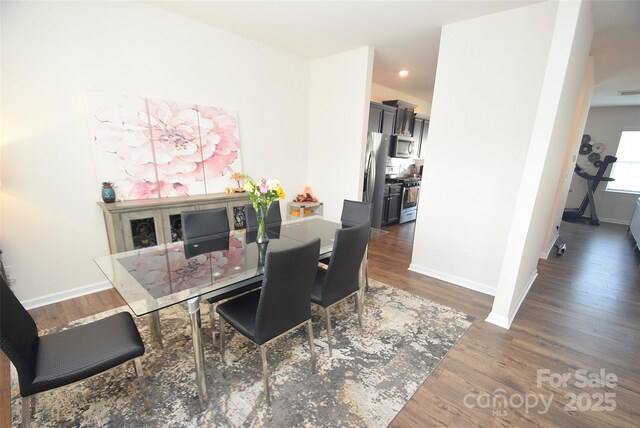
[{"left": 607, "top": 130, "right": 640, "bottom": 193}]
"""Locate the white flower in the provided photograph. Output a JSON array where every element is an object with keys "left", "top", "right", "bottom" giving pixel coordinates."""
[{"left": 266, "top": 179, "right": 280, "bottom": 191}]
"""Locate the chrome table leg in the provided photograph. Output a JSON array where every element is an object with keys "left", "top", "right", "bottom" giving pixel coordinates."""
[
  {"left": 147, "top": 312, "right": 163, "bottom": 349},
  {"left": 187, "top": 297, "right": 208, "bottom": 411}
]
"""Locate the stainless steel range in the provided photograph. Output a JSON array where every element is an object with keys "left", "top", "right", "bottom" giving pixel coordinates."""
[{"left": 387, "top": 178, "right": 420, "bottom": 224}]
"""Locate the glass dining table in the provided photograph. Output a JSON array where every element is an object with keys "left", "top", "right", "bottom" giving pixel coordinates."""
[{"left": 94, "top": 216, "right": 384, "bottom": 410}]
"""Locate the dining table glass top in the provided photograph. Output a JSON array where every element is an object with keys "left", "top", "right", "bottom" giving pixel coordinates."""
[{"left": 95, "top": 217, "right": 385, "bottom": 317}]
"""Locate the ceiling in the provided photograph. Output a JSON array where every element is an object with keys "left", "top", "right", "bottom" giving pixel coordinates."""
[{"left": 148, "top": 1, "right": 640, "bottom": 107}]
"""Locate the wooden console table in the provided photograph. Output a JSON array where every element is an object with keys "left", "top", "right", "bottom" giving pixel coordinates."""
[{"left": 98, "top": 193, "right": 250, "bottom": 254}]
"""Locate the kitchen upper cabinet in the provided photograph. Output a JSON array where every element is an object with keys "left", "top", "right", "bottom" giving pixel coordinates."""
[
  {"left": 412, "top": 114, "right": 430, "bottom": 158},
  {"left": 368, "top": 102, "right": 397, "bottom": 135},
  {"left": 382, "top": 100, "right": 417, "bottom": 136}
]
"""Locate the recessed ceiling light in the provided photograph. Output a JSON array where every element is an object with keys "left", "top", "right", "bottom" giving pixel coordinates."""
[
  {"left": 619, "top": 89, "right": 640, "bottom": 96},
  {"left": 398, "top": 70, "right": 409, "bottom": 77}
]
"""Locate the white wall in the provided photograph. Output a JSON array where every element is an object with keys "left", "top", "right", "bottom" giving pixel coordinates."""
[
  {"left": 307, "top": 47, "right": 374, "bottom": 221},
  {"left": 565, "top": 106, "right": 640, "bottom": 224},
  {"left": 0, "top": 1, "right": 311, "bottom": 302},
  {"left": 490, "top": 0, "right": 594, "bottom": 327},
  {"left": 370, "top": 82, "right": 431, "bottom": 116},
  {"left": 410, "top": 1, "right": 559, "bottom": 297},
  {"left": 540, "top": 58, "right": 594, "bottom": 259}
]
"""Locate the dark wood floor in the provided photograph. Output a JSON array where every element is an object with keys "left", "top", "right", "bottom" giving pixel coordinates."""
[{"left": 2, "top": 221, "right": 639, "bottom": 427}]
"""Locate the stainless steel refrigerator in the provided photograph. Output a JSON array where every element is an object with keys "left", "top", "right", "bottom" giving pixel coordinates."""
[{"left": 363, "top": 132, "right": 390, "bottom": 229}]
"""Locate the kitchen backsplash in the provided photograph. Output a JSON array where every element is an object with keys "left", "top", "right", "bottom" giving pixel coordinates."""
[{"left": 387, "top": 157, "right": 419, "bottom": 178}]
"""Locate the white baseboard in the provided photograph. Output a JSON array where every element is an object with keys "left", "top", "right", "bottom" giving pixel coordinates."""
[
  {"left": 484, "top": 312, "right": 511, "bottom": 329},
  {"left": 485, "top": 270, "right": 538, "bottom": 330},
  {"left": 540, "top": 230, "right": 560, "bottom": 259},
  {"left": 22, "top": 280, "right": 113, "bottom": 310},
  {"left": 599, "top": 217, "right": 630, "bottom": 226},
  {"left": 408, "top": 263, "right": 496, "bottom": 296}
]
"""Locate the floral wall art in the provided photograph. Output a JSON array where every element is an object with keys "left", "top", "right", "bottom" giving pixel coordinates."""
[{"left": 86, "top": 91, "right": 242, "bottom": 200}]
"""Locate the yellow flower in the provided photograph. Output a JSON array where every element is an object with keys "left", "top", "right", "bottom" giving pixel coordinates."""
[
  {"left": 277, "top": 186, "right": 285, "bottom": 199},
  {"left": 243, "top": 182, "right": 253, "bottom": 192}
]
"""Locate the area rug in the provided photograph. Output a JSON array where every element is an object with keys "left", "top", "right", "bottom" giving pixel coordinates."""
[{"left": 10, "top": 279, "right": 474, "bottom": 427}]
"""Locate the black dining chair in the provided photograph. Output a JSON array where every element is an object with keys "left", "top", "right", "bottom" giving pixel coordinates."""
[
  {"left": 0, "top": 276, "right": 145, "bottom": 428},
  {"left": 244, "top": 201, "right": 282, "bottom": 243},
  {"left": 245, "top": 200, "right": 282, "bottom": 227},
  {"left": 216, "top": 238, "right": 321, "bottom": 405},
  {"left": 312, "top": 221, "right": 370, "bottom": 355},
  {"left": 340, "top": 200, "right": 373, "bottom": 225},
  {"left": 320, "top": 200, "right": 372, "bottom": 290},
  {"left": 181, "top": 208, "right": 230, "bottom": 249},
  {"left": 181, "top": 208, "right": 260, "bottom": 345}
]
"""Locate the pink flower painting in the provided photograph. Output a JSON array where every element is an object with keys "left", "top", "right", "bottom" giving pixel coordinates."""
[{"left": 87, "top": 91, "right": 242, "bottom": 201}]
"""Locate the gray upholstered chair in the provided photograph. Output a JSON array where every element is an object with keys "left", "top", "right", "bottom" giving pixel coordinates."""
[
  {"left": 312, "top": 221, "right": 370, "bottom": 355},
  {"left": 0, "top": 276, "right": 145, "bottom": 428},
  {"left": 216, "top": 238, "right": 321, "bottom": 405},
  {"left": 320, "top": 200, "right": 372, "bottom": 290}
]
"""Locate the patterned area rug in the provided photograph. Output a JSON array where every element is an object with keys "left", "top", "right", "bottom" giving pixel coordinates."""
[{"left": 10, "top": 279, "right": 474, "bottom": 427}]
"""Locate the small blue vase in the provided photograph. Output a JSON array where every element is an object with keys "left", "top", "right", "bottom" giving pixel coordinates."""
[{"left": 101, "top": 184, "right": 116, "bottom": 203}]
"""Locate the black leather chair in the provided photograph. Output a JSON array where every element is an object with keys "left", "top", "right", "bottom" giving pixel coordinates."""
[
  {"left": 181, "top": 207, "right": 230, "bottom": 258},
  {"left": 180, "top": 208, "right": 260, "bottom": 345},
  {"left": 245, "top": 200, "right": 282, "bottom": 227},
  {"left": 312, "top": 221, "right": 370, "bottom": 355},
  {"left": 216, "top": 238, "right": 321, "bottom": 405},
  {"left": 320, "top": 200, "right": 372, "bottom": 290},
  {"left": 340, "top": 200, "right": 372, "bottom": 225},
  {"left": 245, "top": 201, "right": 282, "bottom": 243},
  {"left": 0, "top": 276, "right": 145, "bottom": 428}
]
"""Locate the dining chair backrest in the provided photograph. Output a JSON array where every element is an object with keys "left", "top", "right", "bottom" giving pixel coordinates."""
[
  {"left": 1, "top": 275, "right": 39, "bottom": 392},
  {"left": 245, "top": 200, "right": 282, "bottom": 228},
  {"left": 341, "top": 200, "right": 372, "bottom": 225},
  {"left": 322, "top": 222, "right": 370, "bottom": 306},
  {"left": 181, "top": 208, "right": 230, "bottom": 258},
  {"left": 254, "top": 238, "right": 321, "bottom": 344},
  {"left": 181, "top": 207, "right": 230, "bottom": 240}
]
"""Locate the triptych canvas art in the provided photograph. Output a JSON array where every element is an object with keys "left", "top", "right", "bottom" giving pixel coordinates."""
[{"left": 86, "top": 91, "right": 242, "bottom": 201}]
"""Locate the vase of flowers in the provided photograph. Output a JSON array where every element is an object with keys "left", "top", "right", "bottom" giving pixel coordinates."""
[
  {"left": 243, "top": 176, "right": 285, "bottom": 243},
  {"left": 101, "top": 182, "right": 116, "bottom": 203}
]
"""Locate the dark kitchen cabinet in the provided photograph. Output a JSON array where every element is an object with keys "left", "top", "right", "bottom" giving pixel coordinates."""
[
  {"left": 382, "top": 184, "right": 402, "bottom": 226},
  {"left": 412, "top": 114, "right": 430, "bottom": 158},
  {"left": 368, "top": 102, "right": 397, "bottom": 135},
  {"left": 382, "top": 100, "right": 417, "bottom": 136}
]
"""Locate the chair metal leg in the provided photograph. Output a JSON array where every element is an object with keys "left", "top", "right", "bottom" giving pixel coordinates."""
[
  {"left": 306, "top": 320, "right": 317, "bottom": 372},
  {"left": 364, "top": 245, "right": 370, "bottom": 292},
  {"left": 209, "top": 303, "right": 217, "bottom": 346},
  {"left": 260, "top": 345, "right": 271, "bottom": 406},
  {"left": 133, "top": 357, "right": 144, "bottom": 377},
  {"left": 324, "top": 307, "right": 333, "bottom": 356},
  {"left": 22, "top": 396, "right": 30, "bottom": 428},
  {"left": 219, "top": 316, "right": 226, "bottom": 363}
]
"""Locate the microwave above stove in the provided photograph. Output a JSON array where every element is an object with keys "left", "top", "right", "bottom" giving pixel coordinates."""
[{"left": 390, "top": 135, "right": 416, "bottom": 158}]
